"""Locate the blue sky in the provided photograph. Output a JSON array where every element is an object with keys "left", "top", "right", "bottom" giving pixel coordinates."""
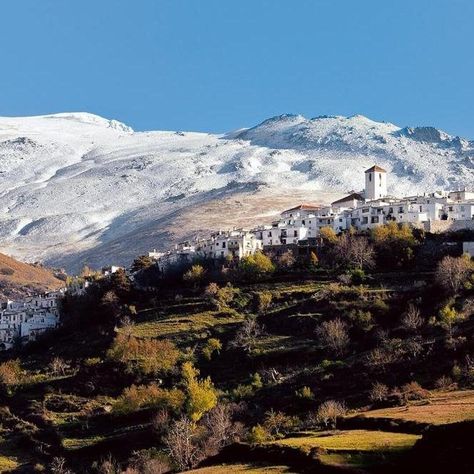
[{"left": 1, "top": 0, "right": 473, "bottom": 137}]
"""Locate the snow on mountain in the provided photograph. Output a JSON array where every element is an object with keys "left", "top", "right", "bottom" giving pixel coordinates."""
[{"left": 0, "top": 112, "right": 472, "bottom": 272}]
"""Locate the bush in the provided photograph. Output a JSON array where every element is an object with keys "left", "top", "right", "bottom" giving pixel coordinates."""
[
  {"left": 202, "top": 338, "right": 222, "bottom": 361},
  {"left": 114, "top": 384, "right": 185, "bottom": 414},
  {"left": 369, "top": 382, "right": 389, "bottom": 403},
  {"left": 0, "top": 267, "right": 14, "bottom": 275},
  {"left": 248, "top": 424, "right": 271, "bottom": 444},
  {"left": 436, "top": 254, "right": 472, "bottom": 294},
  {"left": 183, "top": 265, "right": 206, "bottom": 285},
  {"left": 295, "top": 386, "right": 314, "bottom": 400},
  {"left": 0, "top": 359, "right": 23, "bottom": 387},
  {"left": 256, "top": 291, "right": 272, "bottom": 313},
  {"left": 263, "top": 409, "right": 298, "bottom": 438}
]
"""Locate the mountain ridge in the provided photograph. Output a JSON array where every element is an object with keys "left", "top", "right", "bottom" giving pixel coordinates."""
[{"left": 0, "top": 112, "right": 472, "bottom": 272}]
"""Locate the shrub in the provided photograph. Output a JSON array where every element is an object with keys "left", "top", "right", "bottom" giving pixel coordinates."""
[
  {"left": 348, "top": 309, "right": 373, "bottom": 331},
  {"left": 400, "top": 381, "right": 430, "bottom": 402},
  {"left": 48, "top": 357, "right": 69, "bottom": 376},
  {"left": 183, "top": 265, "right": 205, "bottom": 285},
  {"left": 320, "top": 227, "right": 337, "bottom": 244},
  {"left": 256, "top": 291, "right": 272, "bottom": 313},
  {"left": 0, "top": 359, "right": 23, "bottom": 387},
  {"left": 0, "top": 267, "right": 14, "bottom": 275},
  {"left": 369, "top": 382, "right": 389, "bottom": 402},
  {"left": 248, "top": 424, "right": 271, "bottom": 444},
  {"left": 401, "top": 304, "right": 424, "bottom": 330},
  {"left": 202, "top": 338, "right": 222, "bottom": 361},
  {"left": 131, "top": 255, "right": 154, "bottom": 273},
  {"left": 295, "top": 386, "right": 314, "bottom": 400},
  {"left": 277, "top": 250, "right": 296, "bottom": 269},
  {"left": 114, "top": 384, "right": 185, "bottom": 414}
]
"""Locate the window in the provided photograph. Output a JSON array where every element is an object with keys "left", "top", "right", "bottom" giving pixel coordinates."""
[
  {"left": 399, "top": 207, "right": 403, "bottom": 213},
  {"left": 222, "top": 242, "right": 226, "bottom": 248},
  {"left": 419, "top": 206, "right": 422, "bottom": 212},
  {"left": 302, "top": 220, "right": 305, "bottom": 225},
  {"left": 268, "top": 232, "right": 272, "bottom": 237},
  {"left": 294, "top": 230, "right": 297, "bottom": 237},
  {"left": 369, "top": 173, "right": 372, "bottom": 182}
]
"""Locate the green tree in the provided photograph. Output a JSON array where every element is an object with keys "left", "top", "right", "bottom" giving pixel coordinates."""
[
  {"left": 131, "top": 255, "right": 154, "bottom": 273},
  {"left": 182, "top": 362, "right": 218, "bottom": 421},
  {"left": 183, "top": 265, "right": 206, "bottom": 286},
  {"left": 239, "top": 252, "right": 275, "bottom": 279}
]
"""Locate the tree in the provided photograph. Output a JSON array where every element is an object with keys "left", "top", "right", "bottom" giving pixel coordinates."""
[
  {"left": 315, "top": 400, "right": 347, "bottom": 429},
  {"left": 107, "top": 334, "right": 181, "bottom": 376},
  {"left": 335, "top": 234, "right": 375, "bottom": 270},
  {"left": 239, "top": 252, "right": 275, "bottom": 278},
  {"left": 319, "top": 226, "right": 338, "bottom": 244},
  {"left": 230, "top": 318, "right": 264, "bottom": 354},
  {"left": 183, "top": 264, "right": 205, "bottom": 286},
  {"left": 202, "top": 403, "right": 244, "bottom": 452},
  {"left": 436, "top": 255, "right": 472, "bottom": 294},
  {"left": 165, "top": 416, "right": 202, "bottom": 471},
  {"left": 310, "top": 251, "right": 319, "bottom": 267},
  {"left": 131, "top": 255, "right": 154, "bottom": 273},
  {"left": 277, "top": 250, "right": 296, "bottom": 269},
  {"left": 316, "top": 318, "right": 350, "bottom": 356},
  {"left": 182, "top": 362, "right": 218, "bottom": 421}
]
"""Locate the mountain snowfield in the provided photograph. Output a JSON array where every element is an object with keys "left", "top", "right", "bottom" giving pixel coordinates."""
[{"left": 0, "top": 112, "right": 472, "bottom": 272}]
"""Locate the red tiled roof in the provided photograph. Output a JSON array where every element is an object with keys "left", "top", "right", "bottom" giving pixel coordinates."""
[{"left": 365, "top": 165, "right": 386, "bottom": 173}]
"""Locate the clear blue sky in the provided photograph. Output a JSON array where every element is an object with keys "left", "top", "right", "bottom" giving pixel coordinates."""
[{"left": 1, "top": 0, "right": 473, "bottom": 137}]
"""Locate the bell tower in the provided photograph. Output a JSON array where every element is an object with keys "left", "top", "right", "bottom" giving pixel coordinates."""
[{"left": 365, "top": 165, "right": 387, "bottom": 200}]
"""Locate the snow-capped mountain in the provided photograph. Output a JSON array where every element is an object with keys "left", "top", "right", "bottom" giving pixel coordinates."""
[{"left": 0, "top": 112, "right": 472, "bottom": 272}]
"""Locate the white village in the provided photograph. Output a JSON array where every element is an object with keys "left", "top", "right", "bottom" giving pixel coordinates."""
[
  {"left": 1, "top": 165, "right": 474, "bottom": 351},
  {"left": 149, "top": 166, "right": 474, "bottom": 272}
]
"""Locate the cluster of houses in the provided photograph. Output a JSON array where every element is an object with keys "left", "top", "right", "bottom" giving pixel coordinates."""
[
  {"left": 0, "top": 290, "right": 64, "bottom": 350},
  {"left": 150, "top": 166, "right": 474, "bottom": 271}
]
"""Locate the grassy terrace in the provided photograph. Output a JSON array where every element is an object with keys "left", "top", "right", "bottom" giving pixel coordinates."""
[
  {"left": 273, "top": 430, "right": 420, "bottom": 452},
  {"left": 188, "top": 465, "right": 296, "bottom": 473},
  {"left": 123, "top": 308, "right": 243, "bottom": 340},
  {"left": 355, "top": 390, "right": 474, "bottom": 425}
]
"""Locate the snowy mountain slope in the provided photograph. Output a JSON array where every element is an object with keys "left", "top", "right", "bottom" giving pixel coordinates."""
[{"left": 0, "top": 112, "right": 472, "bottom": 272}]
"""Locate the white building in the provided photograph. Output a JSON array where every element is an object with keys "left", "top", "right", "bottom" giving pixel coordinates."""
[
  {"left": 364, "top": 165, "right": 387, "bottom": 200},
  {"left": 0, "top": 290, "right": 62, "bottom": 350}
]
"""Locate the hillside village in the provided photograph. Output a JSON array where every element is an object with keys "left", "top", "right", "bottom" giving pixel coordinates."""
[
  {"left": 1, "top": 165, "right": 473, "bottom": 352},
  {"left": 149, "top": 165, "right": 474, "bottom": 272}
]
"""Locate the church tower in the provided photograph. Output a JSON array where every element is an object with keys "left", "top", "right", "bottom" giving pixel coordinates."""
[{"left": 364, "top": 165, "right": 387, "bottom": 200}]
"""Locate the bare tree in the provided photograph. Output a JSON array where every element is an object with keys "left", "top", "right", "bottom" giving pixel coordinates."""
[
  {"left": 316, "top": 318, "right": 350, "bottom": 356},
  {"left": 436, "top": 255, "right": 472, "bottom": 294},
  {"left": 49, "top": 357, "right": 69, "bottom": 377},
  {"left": 315, "top": 400, "right": 347, "bottom": 429},
  {"left": 230, "top": 318, "right": 264, "bottom": 354},
  {"left": 401, "top": 304, "right": 424, "bottom": 330},
  {"left": 164, "top": 416, "right": 202, "bottom": 471},
  {"left": 369, "top": 382, "right": 389, "bottom": 402},
  {"left": 50, "top": 457, "right": 73, "bottom": 474},
  {"left": 335, "top": 234, "right": 375, "bottom": 270},
  {"left": 202, "top": 403, "right": 245, "bottom": 454}
]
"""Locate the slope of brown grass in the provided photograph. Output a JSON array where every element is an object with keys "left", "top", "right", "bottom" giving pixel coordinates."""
[{"left": 0, "top": 252, "right": 63, "bottom": 298}]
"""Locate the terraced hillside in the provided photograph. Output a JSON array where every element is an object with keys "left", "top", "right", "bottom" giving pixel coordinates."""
[{"left": 1, "top": 230, "right": 474, "bottom": 473}]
